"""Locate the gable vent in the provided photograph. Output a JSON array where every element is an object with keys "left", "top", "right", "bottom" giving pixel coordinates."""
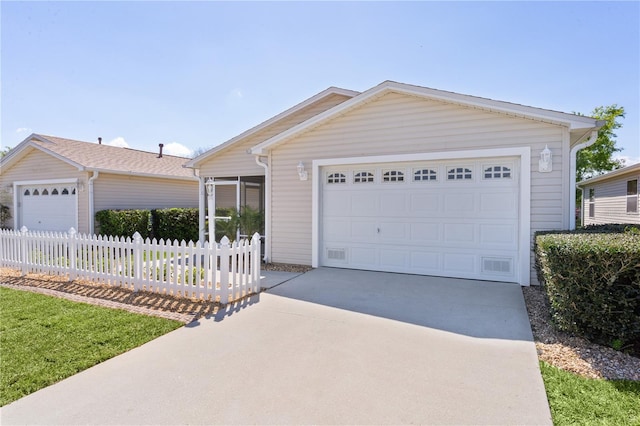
[
  {"left": 327, "top": 248, "right": 347, "bottom": 261},
  {"left": 482, "top": 258, "right": 512, "bottom": 274}
]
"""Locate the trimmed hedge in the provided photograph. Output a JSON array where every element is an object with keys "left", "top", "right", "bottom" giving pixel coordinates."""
[
  {"left": 152, "top": 208, "right": 199, "bottom": 243},
  {"left": 95, "top": 207, "right": 256, "bottom": 243},
  {"left": 535, "top": 224, "right": 640, "bottom": 348},
  {"left": 95, "top": 209, "right": 151, "bottom": 239}
]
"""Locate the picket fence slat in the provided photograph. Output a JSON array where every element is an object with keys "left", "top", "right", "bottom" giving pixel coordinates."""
[{"left": 0, "top": 227, "right": 261, "bottom": 304}]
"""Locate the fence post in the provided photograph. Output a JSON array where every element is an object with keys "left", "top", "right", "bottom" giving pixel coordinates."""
[
  {"left": 68, "top": 227, "right": 77, "bottom": 282},
  {"left": 20, "top": 226, "right": 28, "bottom": 276},
  {"left": 219, "top": 236, "right": 230, "bottom": 304},
  {"left": 252, "top": 232, "right": 261, "bottom": 293},
  {"left": 133, "top": 232, "right": 142, "bottom": 292}
]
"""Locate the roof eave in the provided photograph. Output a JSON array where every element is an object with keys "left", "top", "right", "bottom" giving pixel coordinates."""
[
  {"left": 577, "top": 163, "right": 640, "bottom": 186},
  {"left": 85, "top": 167, "right": 199, "bottom": 181}
]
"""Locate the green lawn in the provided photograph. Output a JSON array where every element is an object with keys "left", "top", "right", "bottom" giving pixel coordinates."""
[
  {"left": 540, "top": 361, "right": 640, "bottom": 425},
  {"left": 0, "top": 287, "right": 183, "bottom": 406}
]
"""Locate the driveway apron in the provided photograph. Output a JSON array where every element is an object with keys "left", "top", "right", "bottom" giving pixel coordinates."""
[{"left": 1, "top": 268, "right": 552, "bottom": 425}]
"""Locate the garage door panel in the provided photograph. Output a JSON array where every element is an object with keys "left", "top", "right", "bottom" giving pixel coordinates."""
[
  {"left": 20, "top": 184, "right": 76, "bottom": 232},
  {"left": 321, "top": 157, "right": 520, "bottom": 282},
  {"left": 410, "top": 193, "right": 440, "bottom": 213},
  {"left": 443, "top": 223, "right": 475, "bottom": 244},
  {"left": 380, "top": 193, "right": 408, "bottom": 216},
  {"left": 444, "top": 193, "right": 475, "bottom": 212},
  {"left": 410, "top": 222, "right": 441, "bottom": 242},
  {"left": 324, "top": 192, "right": 351, "bottom": 216},
  {"left": 480, "top": 191, "right": 518, "bottom": 214},
  {"left": 350, "top": 193, "right": 378, "bottom": 216},
  {"left": 443, "top": 253, "right": 476, "bottom": 274}
]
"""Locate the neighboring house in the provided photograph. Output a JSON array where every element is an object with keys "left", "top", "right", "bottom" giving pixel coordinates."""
[
  {"left": 578, "top": 163, "right": 640, "bottom": 226},
  {"left": 186, "top": 81, "right": 603, "bottom": 286},
  {"left": 0, "top": 134, "right": 199, "bottom": 234}
]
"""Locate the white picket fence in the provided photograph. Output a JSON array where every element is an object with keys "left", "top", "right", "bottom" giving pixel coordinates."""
[{"left": 0, "top": 227, "right": 261, "bottom": 304}]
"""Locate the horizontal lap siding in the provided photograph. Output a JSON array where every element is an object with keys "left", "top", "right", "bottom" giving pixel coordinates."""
[
  {"left": 583, "top": 174, "right": 640, "bottom": 225},
  {"left": 93, "top": 174, "right": 198, "bottom": 212},
  {"left": 0, "top": 149, "right": 88, "bottom": 232},
  {"left": 270, "top": 92, "right": 565, "bottom": 282},
  {"left": 199, "top": 93, "right": 353, "bottom": 177}
]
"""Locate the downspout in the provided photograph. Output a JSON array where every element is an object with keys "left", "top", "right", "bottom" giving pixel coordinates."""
[
  {"left": 569, "top": 130, "right": 598, "bottom": 230},
  {"left": 254, "top": 155, "right": 270, "bottom": 262},
  {"left": 88, "top": 171, "right": 99, "bottom": 234}
]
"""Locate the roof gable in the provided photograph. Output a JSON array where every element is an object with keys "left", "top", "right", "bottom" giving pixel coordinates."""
[
  {"left": 250, "top": 80, "right": 604, "bottom": 155},
  {"left": 185, "top": 87, "right": 359, "bottom": 168},
  {"left": 1, "top": 134, "right": 196, "bottom": 180}
]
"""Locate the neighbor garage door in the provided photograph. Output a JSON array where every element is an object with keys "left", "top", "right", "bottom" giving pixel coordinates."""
[
  {"left": 321, "top": 157, "right": 520, "bottom": 282},
  {"left": 19, "top": 184, "right": 77, "bottom": 232}
]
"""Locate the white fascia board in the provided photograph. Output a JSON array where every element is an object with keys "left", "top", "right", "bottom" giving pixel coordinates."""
[
  {"left": 577, "top": 163, "right": 640, "bottom": 187},
  {"left": 311, "top": 146, "right": 532, "bottom": 286},
  {"left": 252, "top": 81, "right": 601, "bottom": 155},
  {"left": 185, "top": 87, "right": 360, "bottom": 168},
  {"left": 13, "top": 178, "right": 79, "bottom": 186},
  {"left": 85, "top": 168, "right": 199, "bottom": 181}
]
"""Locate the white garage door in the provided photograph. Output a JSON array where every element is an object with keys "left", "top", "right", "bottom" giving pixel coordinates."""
[
  {"left": 321, "top": 158, "right": 520, "bottom": 282},
  {"left": 20, "top": 184, "right": 77, "bottom": 232}
]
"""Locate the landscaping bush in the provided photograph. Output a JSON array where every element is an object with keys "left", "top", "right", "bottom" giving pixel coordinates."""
[
  {"left": 151, "top": 208, "right": 199, "bottom": 243},
  {"left": 535, "top": 225, "right": 640, "bottom": 348},
  {"left": 95, "top": 209, "right": 151, "bottom": 239}
]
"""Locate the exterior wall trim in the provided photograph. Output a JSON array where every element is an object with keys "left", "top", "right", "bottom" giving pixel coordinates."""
[{"left": 311, "top": 147, "right": 531, "bottom": 285}]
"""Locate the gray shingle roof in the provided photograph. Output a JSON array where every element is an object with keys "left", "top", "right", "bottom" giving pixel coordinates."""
[{"left": 31, "top": 135, "right": 195, "bottom": 179}]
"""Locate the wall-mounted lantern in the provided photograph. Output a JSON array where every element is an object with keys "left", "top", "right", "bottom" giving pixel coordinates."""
[
  {"left": 297, "top": 161, "right": 308, "bottom": 181},
  {"left": 539, "top": 145, "right": 552, "bottom": 173}
]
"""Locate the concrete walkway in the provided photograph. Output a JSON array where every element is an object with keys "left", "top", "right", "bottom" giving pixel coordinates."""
[{"left": 1, "top": 268, "right": 551, "bottom": 425}]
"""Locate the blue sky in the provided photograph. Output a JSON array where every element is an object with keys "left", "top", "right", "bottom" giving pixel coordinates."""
[{"left": 2, "top": 1, "right": 639, "bottom": 163}]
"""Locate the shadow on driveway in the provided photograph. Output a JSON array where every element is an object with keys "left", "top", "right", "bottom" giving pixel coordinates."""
[{"left": 266, "top": 267, "right": 534, "bottom": 341}]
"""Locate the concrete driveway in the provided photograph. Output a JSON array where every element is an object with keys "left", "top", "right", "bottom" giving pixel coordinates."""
[{"left": 1, "top": 268, "right": 551, "bottom": 425}]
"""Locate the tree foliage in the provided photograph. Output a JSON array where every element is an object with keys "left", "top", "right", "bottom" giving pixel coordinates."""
[
  {"left": 576, "top": 105, "right": 625, "bottom": 182},
  {"left": 0, "top": 146, "right": 12, "bottom": 158}
]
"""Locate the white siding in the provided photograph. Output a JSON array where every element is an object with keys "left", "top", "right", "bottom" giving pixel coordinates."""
[
  {"left": 583, "top": 173, "right": 640, "bottom": 225},
  {"left": 270, "top": 92, "right": 565, "bottom": 283},
  {"left": 93, "top": 174, "right": 198, "bottom": 212},
  {"left": 0, "top": 149, "right": 89, "bottom": 232},
  {"left": 198, "top": 93, "right": 352, "bottom": 177}
]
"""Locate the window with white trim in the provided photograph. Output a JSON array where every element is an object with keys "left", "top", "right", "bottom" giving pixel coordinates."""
[
  {"left": 588, "top": 188, "right": 595, "bottom": 218},
  {"left": 52, "top": 188, "right": 59, "bottom": 195},
  {"left": 483, "top": 165, "right": 511, "bottom": 179},
  {"left": 627, "top": 179, "right": 638, "bottom": 214},
  {"left": 383, "top": 170, "right": 404, "bottom": 182},
  {"left": 327, "top": 173, "right": 346, "bottom": 184},
  {"left": 33, "top": 189, "right": 40, "bottom": 196},
  {"left": 62, "top": 188, "right": 69, "bottom": 195},
  {"left": 354, "top": 171, "right": 374, "bottom": 183},
  {"left": 42, "top": 188, "right": 49, "bottom": 195},
  {"left": 447, "top": 167, "right": 472, "bottom": 180},
  {"left": 414, "top": 168, "right": 437, "bottom": 181}
]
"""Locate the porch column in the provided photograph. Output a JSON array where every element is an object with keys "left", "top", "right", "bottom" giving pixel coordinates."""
[{"left": 205, "top": 178, "right": 215, "bottom": 242}]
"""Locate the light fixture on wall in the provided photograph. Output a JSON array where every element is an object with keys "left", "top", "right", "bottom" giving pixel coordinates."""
[
  {"left": 297, "top": 161, "right": 308, "bottom": 181},
  {"left": 78, "top": 182, "right": 85, "bottom": 192},
  {"left": 205, "top": 177, "right": 214, "bottom": 196},
  {"left": 539, "top": 145, "right": 552, "bottom": 173}
]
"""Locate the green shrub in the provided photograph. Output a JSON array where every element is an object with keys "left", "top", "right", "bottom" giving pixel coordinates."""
[
  {"left": 95, "top": 209, "right": 151, "bottom": 238},
  {"left": 151, "top": 208, "right": 199, "bottom": 243},
  {"left": 535, "top": 225, "right": 640, "bottom": 348}
]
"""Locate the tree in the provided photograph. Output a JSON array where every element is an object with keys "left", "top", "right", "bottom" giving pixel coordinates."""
[
  {"left": 0, "top": 146, "right": 12, "bottom": 158},
  {"left": 576, "top": 105, "right": 625, "bottom": 182}
]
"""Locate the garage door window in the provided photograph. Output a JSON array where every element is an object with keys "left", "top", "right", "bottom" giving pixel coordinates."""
[
  {"left": 354, "top": 171, "right": 374, "bottom": 183},
  {"left": 33, "top": 189, "right": 40, "bottom": 195},
  {"left": 447, "top": 167, "right": 472, "bottom": 180},
  {"left": 327, "top": 173, "right": 346, "bottom": 184},
  {"left": 383, "top": 170, "right": 404, "bottom": 182},
  {"left": 413, "top": 168, "right": 437, "bottom": 181},
  {"left": 483, "top": 165, "right": 512, "bottom": 179}
]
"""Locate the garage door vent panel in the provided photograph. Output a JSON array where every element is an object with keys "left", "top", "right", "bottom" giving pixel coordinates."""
[
  {"left": 482, "top": 258, "right": 512, "bottom": 274},
  {"left": 327, "top": 248, "right": 347, "bottom": 262}
]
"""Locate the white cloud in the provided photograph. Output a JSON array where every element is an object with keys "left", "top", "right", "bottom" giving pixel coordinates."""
[
  {"left": 162, "top": 142, "right": 193, "bottom": 158},
  {"left": 613, "top": 154, "right": 640, "bottom": 166},
  {"left": 106, "top": 137, "right": 129, "bottom": 148},
  {"left": 16, "top": 127, "right": 32, "bottom": 135},
  {"left": 230, "top": 88, "right": 243, "bottom": 99}
]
